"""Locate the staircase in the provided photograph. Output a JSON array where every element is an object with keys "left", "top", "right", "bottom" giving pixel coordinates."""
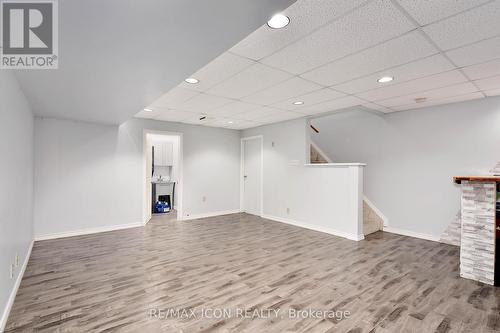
[
  {"left": 309, "top": 139, "right": 384, "bottom": 236},
  {"left": 310, "top": 144, "right": 329, "bottom": 163},
  {"left": 363, "top": 201, "right": 384, "bottom": 235}
]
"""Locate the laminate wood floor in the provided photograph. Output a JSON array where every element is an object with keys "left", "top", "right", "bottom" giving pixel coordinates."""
[{"left": 6, "top": 213, "right": 500, "bottom": 332}]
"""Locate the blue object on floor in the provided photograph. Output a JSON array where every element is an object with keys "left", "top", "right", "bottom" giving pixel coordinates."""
[{"left": 154, "top": 201, "right": 170, "bottom": 214}]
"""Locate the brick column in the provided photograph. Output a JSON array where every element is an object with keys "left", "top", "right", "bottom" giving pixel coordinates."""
[{"left": 460, "top": 181, "right": 496, "bottom": 285}]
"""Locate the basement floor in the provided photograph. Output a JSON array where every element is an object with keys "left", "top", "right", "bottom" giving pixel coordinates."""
[{"left": 5, "top": 214, "right": 500, "bottom": 332}]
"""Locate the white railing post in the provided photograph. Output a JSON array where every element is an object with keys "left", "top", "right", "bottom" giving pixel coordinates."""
[{"left": 349, "top": 165, "right": 365, "bottom": 241}]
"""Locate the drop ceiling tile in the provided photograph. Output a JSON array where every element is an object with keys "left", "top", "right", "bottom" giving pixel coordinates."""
[
  {"left": 362, "top": 103, "right": 393, "bottom": 113},
  {"left": 423, "top": 1, "right": 500, "bottom": 50},
  {"left": 446, "top": 36, "right": 500, "bottom": 67},
  {"left": 241, "top": 77, "right": 322, "bottom": 105},
  {"left": 299, "top": 96, "right": 365, "bottom": 115},
  {"left": 153, "top": 109, "right": 194, "bottom": 122},
  {"left": 208, "top": 101, "right": 260, "bottom": 117},
  {"left": 150, "top": 87, "right": 199, "bottom": 109},
  {"left": 177, "top": 93, "right": 233, "bottom": 113},
  {"left": 180, "top": 114, "right": 216, "bottom": 125},
  {"left": 230, "top": 0, "right": 369, "bottom": 60},
  {"left": 302, "top": 31, "right": 438, "bottom": 86},
  {"left": 332, "top": 54, "right": 453, "bottom": 94},
  {"left": 357, "top": 70, "right": 468, "bottom": 101},
  {"left": 207, "top": 63, "right": 292, "bottom": 99},
  {"left": 396, "top": 0, "right": 491, "bottom": 26},
  {"left": 234, "top": 106, "right": 284, "bottom": 121},
  {"left": 377, "top": 82, "right": 479, "bottom": 108},
  {"left": 392, "top": 92, "right": 484, "bottom": 111},
  {"left": 254, "top": 110, "right": 304, "bottom": 123},
  {"left": 462, "top": 59, "right": 500, "bottom": 80},
  {"left": 485, "top": 88, "right": 500, "bottom": 97},
  {"left": 261, "top": 0, "right": 415, "bottom": 74},
  {"left": 226, "top": 120, "right": 262, "bottom": 130},
  {"left": 134, "top": 109, "right": 161, "bottom": 119},
  {"left": 179, "top": 53, "right": 255, "bottom": 92},
  {"left": 474, "top": 75, "right": 500, "bottom": 91},
  {"left": 271, "top": 88, "right": 346, "bottom": 111},
  {"left": 203, "top": 117, "right": 237, "bottom": 128}
]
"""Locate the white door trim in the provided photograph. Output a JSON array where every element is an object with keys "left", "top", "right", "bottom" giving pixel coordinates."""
[
  {"left": 240, "top": 135, "right": 264, "bottom": 217},
  {"left": 143, "top": 129, "right": 183, "bottom": 223}
]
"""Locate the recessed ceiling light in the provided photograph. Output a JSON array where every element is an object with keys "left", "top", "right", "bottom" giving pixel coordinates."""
[
  {"left": 185, "top": 77, "right": 199, "bottom": 84},
  {"left": 228, "top": 121, "right": 234, "bottom": 124},
  {"left": 143, "top": 108, "right": 153, "bottom": 112},
  {"left": 377, "top": 76, "right": 393, "bottom": 83},
  {"left": 267, "top": 14, "right": 290, "bottom": 29},
  {"left": 293, "top": 101, "right": 304, "bottom": 105}
]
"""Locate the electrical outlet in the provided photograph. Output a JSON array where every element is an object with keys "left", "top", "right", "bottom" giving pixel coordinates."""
[
  {"left": 10, "top": 264, "right": 14, "bottom": 279},
  {"left": 202, "top": 196, "right": 207, "bottom": 202},
  {"left": 15, "top": 253, "right": 19, "bottom": 267},
  {"left": 286, "top": 207, "right": 290, "bottom": 215}
]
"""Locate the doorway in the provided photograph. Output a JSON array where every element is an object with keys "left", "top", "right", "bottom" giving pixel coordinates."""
[
  {"left": 143, "top": 130, "right": 183, "bottom": 224},
  {"left": 240, "top": 136, "right": 263, "bottom": 216}
]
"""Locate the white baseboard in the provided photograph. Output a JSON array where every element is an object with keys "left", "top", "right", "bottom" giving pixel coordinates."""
[
  {"left": 182, "top": 209, "right": 241, "bottom": 221},
  {"left": 262, "top": 214, "right": 364, "bottom": 241},
  {"left": 383, "top": 226, "right": 440, "bottom": 242},
  {"left": 0, "top": 240, "right": 34, "bottom": 332},
  {"left": 34, "top": 222, "right": 143, "bottom": 241}
]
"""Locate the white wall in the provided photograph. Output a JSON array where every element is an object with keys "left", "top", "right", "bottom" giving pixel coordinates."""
[
  {"left": 311, "top": 97, "right": 500, "bottom": 240},
  {"left": 34, "top": 117, "right": 241, "bottom": 238},
  {"left": 0, "top": 72, "right": 34, "bottom": 329},
  {"left": 243, "top": 118, "right": 364, "bottom": 240}
]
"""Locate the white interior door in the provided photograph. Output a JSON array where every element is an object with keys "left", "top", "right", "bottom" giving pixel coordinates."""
[{"left": 243, "top": 138, "right": 262, "bottom": 216}]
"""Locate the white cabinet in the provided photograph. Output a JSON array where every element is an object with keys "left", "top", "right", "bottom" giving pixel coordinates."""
[
  {"left": 165, "top": 142, "right": 173, "bottom": 166},
  {"left": 153, "top": 142, "right": 173, "bottom": 166},
  {"left": 153, "top": 144, "right": 161, "bottom": 165}
]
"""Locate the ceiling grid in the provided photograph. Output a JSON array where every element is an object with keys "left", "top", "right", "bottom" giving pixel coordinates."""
[{"left": 136, "top": 0, "right": 500, "bottom": 129}]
